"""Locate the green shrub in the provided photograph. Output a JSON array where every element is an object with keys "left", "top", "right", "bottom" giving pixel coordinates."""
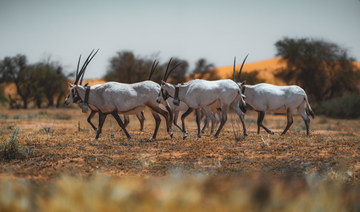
[
  {"left": 314, "top": 93, "right": 360, "bottom": 118},
  {"left": 0, "top": 128, "right": 29, "bottom": 161}
]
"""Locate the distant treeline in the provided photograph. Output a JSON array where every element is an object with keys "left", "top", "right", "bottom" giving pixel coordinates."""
[{"left": 1, "top": 37, "right": 359, "bottom": 113}]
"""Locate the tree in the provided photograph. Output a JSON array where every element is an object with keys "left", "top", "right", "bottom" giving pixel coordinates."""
[
  {"left": 34, "top": 61, "right": 68, "bottom": 107},
  {"left": 104, "top": 51, "right": 155, "bottom": 83},
  {"left": 0, "top": 55, "right": 33, "bottom": 108},
  {"left": 0, "top": 55, "right": 68, "bottom": 108},
  {"left": 189, "top": 58, "right": 219, "bottom": 80},
  {"left": 275, "top": 37, "right": 360, "bottom": 102},
  {"left": 0, "top": 86, "right": 7, "bottom": 105}
]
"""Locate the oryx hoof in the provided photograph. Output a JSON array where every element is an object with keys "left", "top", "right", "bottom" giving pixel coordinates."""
[
  {"left": 147, "top": 137, "right": 155, "bottom": 142},
  {"left": 169, "top": 132, "right": 173, "bottom": 139},
  {"left": 182, "top": 131, "right": 188, "bottom": 140},
  {"left": 195, "top": 136, "right": 201, "bottom": 141},
  {"left": 127, "top": 137, "right": 132, "bottom": 142},
  {"left": 244, "top": 132, "right": 248, "bottom": 137},
  {"left": 89, "top": 139, "right": 99, "bottom": 146},
  {"left": 270, "top": 131, "right": 275, "bottom": 135}
]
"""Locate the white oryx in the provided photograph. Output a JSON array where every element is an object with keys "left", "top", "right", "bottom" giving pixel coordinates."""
[
  {"left": 156, "top": 59, "right": 247, "bottom": 139},
  {"left": 149, "top": 61, "right": 220, "bottom": 135},
  {"left": 65, "top": 50, "right": 173, "bottom": 141},
  {"left": 234, "top": 55, "right": 315, "bottom": 135}
]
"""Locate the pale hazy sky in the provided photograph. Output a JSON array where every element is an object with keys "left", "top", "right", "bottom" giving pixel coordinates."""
[{"left": 1, "top": 0, "right": 359, "bottom": 79}]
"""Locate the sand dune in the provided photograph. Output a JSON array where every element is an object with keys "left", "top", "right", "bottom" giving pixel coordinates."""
[{"left": 214, "top": 57, "right": 286, "bottom": 84}]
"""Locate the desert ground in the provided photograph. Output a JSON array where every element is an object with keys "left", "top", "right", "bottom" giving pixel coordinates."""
[{"left": 0, "top": 107, "right": 359, "bottom": 211}]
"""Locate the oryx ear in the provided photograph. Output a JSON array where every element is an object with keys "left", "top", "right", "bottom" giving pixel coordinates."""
[
  {"left": 161, "top": 80, "right": 166, "bottom": 84},
  {"left": 68, "top": 83, "right": 74, "bottom": 87},
  {"left": 241, "top": 80, "right": 246, "bottom": 86}
]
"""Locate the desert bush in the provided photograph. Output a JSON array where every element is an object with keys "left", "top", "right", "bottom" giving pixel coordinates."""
[
  {"left": 0, "top": 128, "right": 29, "bottom": 161},
  {"left": 314, "top": 93, "right": 360, "bottom": 118}
]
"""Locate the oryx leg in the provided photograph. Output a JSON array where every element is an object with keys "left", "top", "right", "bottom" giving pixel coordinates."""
[
  {"left": 111, "top": 111, "right": 132, "bottom": 141},
  {"left": 148, "top": 111, "right": 161, "bottom": 142},
  {"left": 181, "top": 107, "right": 194, "bottom": 139},
  {"left": 145, "top": 102, "right": 173, "bottom": 138},
  {"left": 123, "top": 115, "right": 130, "bottom": 128},
  {"left": 257, "top": 111, "right": 274, "bottom": 135},
  {"left": 173, "top": 111, "right": 183, "bottom": 131},
  {"left": 87, "top": 110, "right": 98, "bottom": 131},
  {"left": 300, "top": 108, "right": 311, "bottom": 135},
  {"left": 95, "top": 112, "right": 107, "bottom": 140},
  {"left": 195, "top": 108, "right": 202, "bottom": 140},
  {"left": 211, "top": 112, "right": 221, "bottom": 134},
  {"left": 165, "top": 105, "right": 173, "bottom": 128},
  {"left": 201, "top": 108, "right": 216, "bottom": 135},
  {"left": 201, "top": 115, "right": 209, "bottom": 135},
  {"left": 231, "top": 102, "right": 248, "bottom": 136},
  {"left": 281, "top": 108, "right": 294, "bottom": 135},
  {"left": 136, "top": 111, "right": 145, "bottom": 131},
  {"left": 214, "top": 105, "right": 228, "bottom": 138}
]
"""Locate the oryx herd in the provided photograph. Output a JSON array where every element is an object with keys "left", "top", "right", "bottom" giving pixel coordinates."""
[{"left": 65, "top": 50, "right": 314, "bottom": 141}]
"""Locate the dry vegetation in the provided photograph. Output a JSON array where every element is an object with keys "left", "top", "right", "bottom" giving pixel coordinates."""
[{"left": 0, "top": 107, "right": 359, "bottom": 211}]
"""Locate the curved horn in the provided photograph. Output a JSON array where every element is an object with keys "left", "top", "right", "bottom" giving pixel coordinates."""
[
  {"left": 233, "top": 56, "right": 236, "bottom": 81},
  {"left": 163, "top": 58, "right": 173, "bottom": 81},
  {"left": 165, "top": 62, "right": 181, "bottom": 81},
  {"left": 237, "top": 54, "right": 248, "bottom": 82},
  {"left": 148, "top": 60, "right": 158, "bottom": 80},
  {"left": 76, "top": 49, "right": 99, "bottom": 85},
  {"left": 75, "top": 55, "right": 82, "bottom": 83}
]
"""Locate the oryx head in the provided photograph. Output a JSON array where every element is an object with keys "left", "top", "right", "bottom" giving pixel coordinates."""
[
  {"left": 233, "top": 54, "right": 248, "bottom": 113},
  {"left": 65, "top": 49, "right": 99, "bottom": 105},
  {"left": 156, "top": 58, "right": 181, "bottom": 104}
]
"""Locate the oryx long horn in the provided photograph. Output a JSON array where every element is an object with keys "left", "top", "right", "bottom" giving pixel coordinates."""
[
  {"left": 76, "top": 49, "right": 99, "bottom": 85},
  {"left": 75, "top": 55, "right": 82, "bottom": 83},
  {"left": 163, "top": 58, "right": 173, "bottom": 82},
  {"left": 233, "top": 56, "right": 236, "bottom": 81},
  {"left": 237, "top": 54, "right": 248, "bottom": 82},
  {"left": 166, "top": 62, "right": 181, "bottom": 80},
  {"left": 148, "top": 60, "right": 159, "bottom": 80},
  {"left": 76, "top": 49, "right": 94, "bottom": 85}
]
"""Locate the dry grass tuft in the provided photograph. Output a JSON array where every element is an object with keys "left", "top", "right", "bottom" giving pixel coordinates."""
[{"left": 0, "top": 128, "right": 30, "bottom": 161}]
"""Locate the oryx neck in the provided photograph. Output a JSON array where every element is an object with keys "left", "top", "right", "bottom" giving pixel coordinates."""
[
  {"left": 75, "top": 85, "right": 90, "bottom": 102},
  {"left": 84, "top": 85, "right": 91, "bottom": 104}
]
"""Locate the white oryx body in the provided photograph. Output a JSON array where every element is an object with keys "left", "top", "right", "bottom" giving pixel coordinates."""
[
  {"left": 75, "top": 96, "right": 146, "bottom": 132},
  {"left": 66, "top": 80, "right": 172, "bottom": 141},
  {"left": 240, "top": 82, "right": 314, "bottom": 135},
  {"left": 157, "top": 79, "right": 247, "bottom": 139}
]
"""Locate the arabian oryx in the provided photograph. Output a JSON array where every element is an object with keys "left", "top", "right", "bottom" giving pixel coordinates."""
[
  {"left": 156, "top": 59, "right": 247, "bottom": 139},
  {"left": 234, "top": 55, "right": 315, "bottom": 135},
  {"left": 65, "top": 50, "right": 173, "bottom": 141},
  {"left": 148, "top": 61, "right": 220, "bottom": 135}
]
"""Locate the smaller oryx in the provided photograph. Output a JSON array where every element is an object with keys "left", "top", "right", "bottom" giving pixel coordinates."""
[
  {"left": 156, "top": 59, "right": 247, "bottom": 139},
  {"left": 234, "top": 55, "right": 314, "bottom": 135}
]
